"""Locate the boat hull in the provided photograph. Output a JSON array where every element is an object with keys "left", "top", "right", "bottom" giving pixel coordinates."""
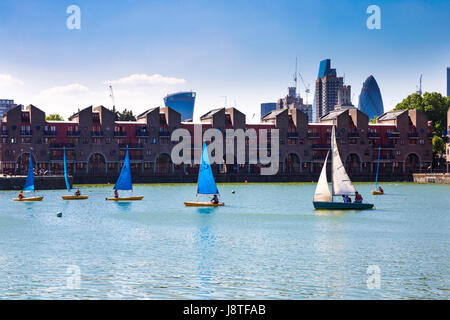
[
  {"left": 184, "top": 201, "right": 225, "bottom": 207},
  {"left": 313, "top": 201, "right": 374, "bottom": 210},
  {"left": 371, "top": 191, "right": 384, "bottom": 195},
  {"left": 62, "top": 195, "right": 89, "bottom": 200},
  {"left": 106, "top": 196, "right": 144, "bottom": 201},
  {"left": 13, "top": 196, "right": 44, "bottom": 202}
]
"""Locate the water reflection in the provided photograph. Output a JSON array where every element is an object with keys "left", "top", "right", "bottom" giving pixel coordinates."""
[
  {"left": 195, "top": 213, "right": 216, "bottom": 298},
  {"left": 116, "top": 202, "right": 132, "bottom": 213}
]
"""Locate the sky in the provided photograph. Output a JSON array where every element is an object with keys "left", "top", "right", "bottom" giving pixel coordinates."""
[{"left": 0, "top": 0, "right": 449, "bottom": 122}]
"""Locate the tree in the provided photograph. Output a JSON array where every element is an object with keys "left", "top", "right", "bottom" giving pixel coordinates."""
[
  {"left": 394, "top": 92, "right": 449, "bottom": 158},
  {"left": 45, "top": 114, "right": 64, "bottom": 121},
  {"left": 111, "top": 108, "right": 136, "bottom": 121}
]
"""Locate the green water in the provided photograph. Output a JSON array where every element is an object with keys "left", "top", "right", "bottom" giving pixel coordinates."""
[{"left": 0, "top": 182, "right": 449, "bottom": 299}]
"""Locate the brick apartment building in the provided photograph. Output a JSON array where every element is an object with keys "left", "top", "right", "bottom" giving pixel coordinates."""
[{"left": 0, "top": 104, "right": 433, "bottom": 181}]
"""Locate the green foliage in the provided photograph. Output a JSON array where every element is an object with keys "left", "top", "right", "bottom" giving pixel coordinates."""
[
  {"left": 394, "top": 92, "right": 449, "bottom": 159},
  {"left": 45, "top": 113, "right": 64, "bottom": 121},
  {"left": 432, "top": 136, "right": 445, "bottom": 157},
  {"left": 394, "top": 92, "right": 449, "bottom": 136},
  {"left": 112, "top": 107, "right": 136, "bottom": 121},
  {"left": 369, "top": 116, "right": 377, "bottom": 124}
]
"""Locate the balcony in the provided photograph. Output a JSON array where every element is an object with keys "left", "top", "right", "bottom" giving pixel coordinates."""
[
  {"left": 91, "top": 131, "right": 104, "bottom": 137},
  {"left": 287, "top": 132, "right": 299, "bottom": 138},
  {"left": 159, "top": 131, "right": 171, "bottom": 137},
  {"left": 386, "top": 132, "right": 400, "bottom": 138},
  {"left": 44, "top": 130, "right": 57, "bottom": 136},
  {"left": 114, "top": 131, "right": 127, "bottom": 137},
  {"left": 20, "top": 130, "right": 32, "bottom": 136},
  {"left": 311, "top": 144, "right": 330, "bottom": 150},
  {"left": 368, "top": 132, "right": 380, "bottom": 138},
  {"left": 372, "top": 154, "right": 395, "bottom": 160},
  {"left": 307, "top": 133, "right": 320, "bottom": 139},
  {"left": 1, "top": 130, "right": 7, "bottom": 136},
  {"left": 67, "top": 131, "right": 80, "bottom": 137},
  {"left": 49, "top": 143, "right": 75, "bottom": 149},
  {"left": 408, "top": 132, "right": 419, "bottom": 138},
  {"left": 119, "top": 143, "right": 143, "bottom": 149},
  {"left": 373, "top": 143, "right": 396, "bottom": 149},
  {"left": 326, "top": 132, "right": 340, "bottom": 138},
  {"left": 136, "top": 129, "right": 149, "bottom": 137},
  {"left": 121, "top": 154, "right": 143, "bottom": 160},
  {"left": 348, "top": 132, "right": 360, "bottom": 138}
]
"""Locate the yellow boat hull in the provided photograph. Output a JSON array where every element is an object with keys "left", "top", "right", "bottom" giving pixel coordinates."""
[
  {"left": 13, "top": 196, "right": 44, "bottom": 202},
  {"left": 184, "top": 201, "right": 225, "bottom": 207},
  {"left": 371, "top": 191, "right": 384, "bottom": 195},
  {"left": 62, "top": 195, "right": 89, "bottom": 200},
  {"left": 106, "top": 196, "right": 144, "bottom": 201}
]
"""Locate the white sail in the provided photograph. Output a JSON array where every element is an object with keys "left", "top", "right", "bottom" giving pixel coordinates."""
[
  {"left": 331, "top": 126, "right": 356, "bottom": 196},
  {"left": 313, "top": 151, "right": 332, "bottom": 202}
]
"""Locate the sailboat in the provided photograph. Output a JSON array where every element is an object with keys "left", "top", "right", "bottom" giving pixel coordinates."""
[
  {"left": 313, "top": 126, "right": 374, "bottom": 210},
  {"left": 13, "top": 149, "right": 44, "bottom": 201},
  {"left": 61, "top": 147, "right": 88, "bottom": 200},
  {"left": 106, "top": 147, "right": 143, "bottom": 201},
  {"left": 184, "top": 142, "right": 224, "bottom": 207},
  {"left": 371, "top": 147, "right": 384, "bottom": 195}
]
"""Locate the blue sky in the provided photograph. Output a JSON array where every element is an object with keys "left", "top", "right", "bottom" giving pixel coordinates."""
[{"left": 0, "top": 0, "right": 448, "bottom": 121}]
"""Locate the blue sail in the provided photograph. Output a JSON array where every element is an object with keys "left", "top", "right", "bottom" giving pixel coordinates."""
[
  {"left": 23, "top": 150, "right": 34, "bottom": 191},
  {"left": 63, "top": 147, "right": 71, "bottom": 191},
  {"left": 197, "top": 142, "right": 219, "bottom": 195},
  {"left": 114, "top": 148, "right": 133, "bottom": 191}
]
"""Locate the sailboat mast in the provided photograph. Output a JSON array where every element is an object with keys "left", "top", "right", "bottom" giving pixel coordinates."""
[
  {"left": 331, "top": 125, "right": 334, "bottom": 201},
  {"left": 375, "top": 146, "right": 381, "bottom": 188}
]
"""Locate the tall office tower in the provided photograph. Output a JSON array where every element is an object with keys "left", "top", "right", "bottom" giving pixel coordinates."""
[
  {"left": 164, "top": 91, "right": 196, "bottom": 121},
  {"left": 447, "top": 67, "right": 449, "bottom": 97},
  {"left": 358, "top": 75, "right": 384, "bottom": 120},
  {"left": 0, "top": 99, "right": 17, "bottom": 118},
  {"left": 276, "top": 86, "right": 313, "bottom": 121},
  {"left": 314, "top": 59, "right": 344, "bottom": 121},
  {"left": 260, "top": 102, "right": 277, "bottom": 117},
  {"left": 334, "top": 85, "right": 355, "bottom": 110}
]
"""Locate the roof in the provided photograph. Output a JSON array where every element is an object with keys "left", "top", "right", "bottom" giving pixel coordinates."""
[
  {"left": 200, "top": 108, "right": 223, "bottom": 120},
  {"left": 261, "top": 109, "right": 285, "bottom": 120},
  {"left": 137, "top": 107, "right": 159, "bottom": 119},
  {"left": 320, "top": 109, "right": 347, "bottom": 121},
  {"left": 377, "top": 110, "right": 406, "bottom": 121}
]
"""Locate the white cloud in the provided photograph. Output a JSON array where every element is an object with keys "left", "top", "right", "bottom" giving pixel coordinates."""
[
  {"left": 38, "top": 83, "right": 89, "bottom": 96},
  {"left": 104, "top": 73, "right": 186, "bottom": 86},
  {"left": 0, "top": 74, "right": 24, "bottom": 87}
]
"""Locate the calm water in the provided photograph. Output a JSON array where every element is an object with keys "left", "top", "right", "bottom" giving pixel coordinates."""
[{"left": 0, "top": 182, "right": 449, "bottom": 299}]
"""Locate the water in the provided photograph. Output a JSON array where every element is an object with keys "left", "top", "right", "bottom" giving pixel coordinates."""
[{"left": 0, "top": 182, "right": 449, "bottom": 299}]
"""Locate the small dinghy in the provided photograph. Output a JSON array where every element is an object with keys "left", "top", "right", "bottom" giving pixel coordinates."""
[
  {"left": 61, "top": 146, "right": 88, "bottom": 200},
  {"left": 106, "top": 147, "right": 143, "bottom": 201},
  {"left": 371, "top": 146, "right": 384, "bottom": 195},
  {"left": 184, "top": 142, "right": 224, "bottom": 207},
  {"left": 13, "top": 149, "right": 44, "bottom": 202},
  {"left": 312, "top": 126, "right": 374, "bottom": 210}
]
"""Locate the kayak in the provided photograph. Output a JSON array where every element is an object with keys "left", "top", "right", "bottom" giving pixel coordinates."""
[
  {"left": 106, "top": 196, "right": 144, "bottom": 201},
  {"left": 313, "top": 201, "right": 374, "bottom": 210},
  {"left": 184, "top": 201, "right": 225, "bottom": 207},
  {"left": 13, "top": 196, "right": 44, "bottom": 202},
  {"left": 371, "top": 190, "right": 384, "bottom": 195},
  {"left": 62, "top": 195, "right": 89, "bottom": 200}
]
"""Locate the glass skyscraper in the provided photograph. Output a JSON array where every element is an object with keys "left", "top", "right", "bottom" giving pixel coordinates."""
[
  {"left": 260, "top": 102, "right": 277, "bottom": 117},
  {"left": 164, "top": 91, "right": 196, "bottom": 121},
  {"left": 0, "top": 99, "right": 17, "bottom": 118},
  {"left": 314, "top": 59, "right": 344, "bottom": 121},
  {"left": 358, "top": 75, "right": 384, "bottom": 120}
]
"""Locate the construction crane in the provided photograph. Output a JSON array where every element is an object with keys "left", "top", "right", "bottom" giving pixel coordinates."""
[
  {"left": 296, "top": 58, "right": 311, "bottom": 104},
  {"left": 109, "top": 85, "right": 116, "bottom": 111},
  {"left": 416, "top": 74, "right": 422, "bottom": 95}
]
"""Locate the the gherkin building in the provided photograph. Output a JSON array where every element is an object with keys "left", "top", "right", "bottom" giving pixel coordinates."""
[{"left": 358, "top": 75, "right": 384, "bottom": 120}]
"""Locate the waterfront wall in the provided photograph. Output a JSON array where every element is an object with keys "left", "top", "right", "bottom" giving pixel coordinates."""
[
  {"left": 0, "top": 175, "right": 71, "bottom": 190},
  {"left": 413, "top": 173, "right": 450, "bottom": 184}
]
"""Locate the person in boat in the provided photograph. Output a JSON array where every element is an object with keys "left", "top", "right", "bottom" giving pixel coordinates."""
[
  {"left": 114, "top": 189, "right": 119, "bottom": 199},
  {"left": 75, "top": 189, "right": 81, "bottom": 196},
  {"left": 355, "top": 191, "right": 363, "bottom": 203},
  {"left": 18, "top": 190, "right": 24, "bottom": 199},
  {"left": 211, "top": 194, "right": 219, "bottom": 204},
  {"left": 377, "top": 186, "right": 384, "bottom": 193}
]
